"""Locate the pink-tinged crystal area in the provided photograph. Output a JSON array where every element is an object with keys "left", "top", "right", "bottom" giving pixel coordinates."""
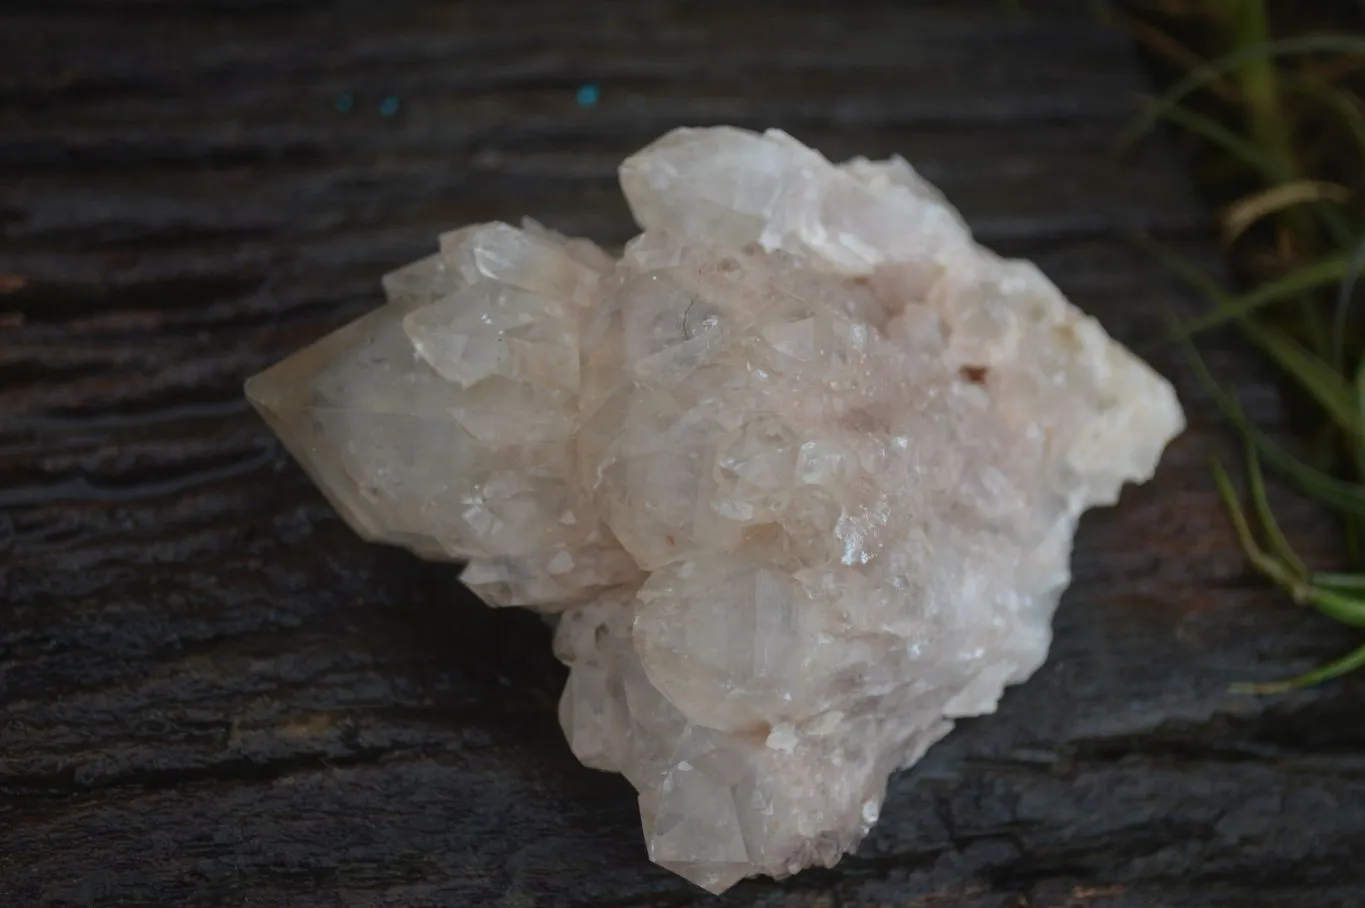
[{"left": 246, "top": 126, "right": 1185, "bottom": 894}]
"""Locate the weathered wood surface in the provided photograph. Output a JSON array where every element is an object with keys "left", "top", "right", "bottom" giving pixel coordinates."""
[{"left": 1, "top": 2, "right": 1363, "bottom": 906}]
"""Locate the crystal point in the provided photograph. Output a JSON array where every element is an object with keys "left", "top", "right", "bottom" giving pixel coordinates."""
[{"left": 247, "top": 126, "right": 1185, "bottom": 893}]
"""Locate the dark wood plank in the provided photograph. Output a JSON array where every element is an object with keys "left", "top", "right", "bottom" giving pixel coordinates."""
[{"left": 2, "top": 2, "right": 1362, "bottom": 907}]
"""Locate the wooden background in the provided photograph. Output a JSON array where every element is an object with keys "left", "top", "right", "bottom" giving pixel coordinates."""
[{"left": 2, "top": 1, "right": 1363, "bottom": 906}]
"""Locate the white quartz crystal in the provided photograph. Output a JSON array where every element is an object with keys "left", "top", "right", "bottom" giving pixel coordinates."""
[{"left": 246, "top": 126, "right": 1185, "bottom": 894}]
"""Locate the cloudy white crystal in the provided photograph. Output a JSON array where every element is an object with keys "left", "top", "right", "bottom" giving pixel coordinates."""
[{"left": 245, "top": 126, "right": 1185, "bottom": 894}]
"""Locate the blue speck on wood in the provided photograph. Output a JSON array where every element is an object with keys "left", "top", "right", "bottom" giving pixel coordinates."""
[
  {"left": 335, "top": 93, "right": 354, "bottom": 113},
  {"left": 379, "top": 96, "right": 401, "bottom": 117},
  {"left": 575, "top": 84, "right": 600, "bottom": 107}
]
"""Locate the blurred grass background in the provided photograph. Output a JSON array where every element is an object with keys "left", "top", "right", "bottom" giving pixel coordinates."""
[{"left": 1120, "top": 0, "right": 1365, "bottom": 689}]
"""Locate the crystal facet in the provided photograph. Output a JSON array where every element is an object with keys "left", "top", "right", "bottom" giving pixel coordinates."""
[{"left": 246, "top": 127, "right": 1186, "bottom": 894}]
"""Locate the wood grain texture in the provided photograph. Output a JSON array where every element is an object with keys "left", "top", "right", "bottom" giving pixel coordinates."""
[{"left": 1, "top": 2, "right": 1362, "bottom": 907}]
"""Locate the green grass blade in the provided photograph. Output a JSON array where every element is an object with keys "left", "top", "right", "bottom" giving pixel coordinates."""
[
  {"left": 1223, "top": 180, "right": 1351, "bottom": 246},
  {"left": 1145, "top": 239, "right": 1361, "bottom": 438},
  {"left": 1123, "top": 35, "right": 1365, "bottom": 149},
  {"left": 1305, "top": 586, "right": 1365, "bottom": 628},
  {"left": 1290, "top": 71, "right": 1365, "bottom": 160},
  {"left": 1223, "top": 392, "right": 1365, "bottom": 513},
  {"left": 1355, "top": 347, "right": 1365, "bottom": 482},
  {"left": 1238, "top": 318, "right": 1363, "bottom": 441},
  {"left": 1244, "top": 443, "right": 1308, "bottom": 579},
  {"left": 1145, "top": 100, "right": 1288, "bottom": 181},
  {"left": 1312, "top": 571, "right": 1365, "bottom": 591},
  {"left": 1147, "top": 97, "right": 1349, "bottom": 258},
  {"left": 1205, "top": 376, "right": 1365, "bottom": 514},
  {"left": 1209, "top": 456, "right": 1301, "bottom": 590},
  {"left": 1231, "top": 639, "right": 1365, "bottom": 694},
  {"left": 1171, "top": 311, "right": 1365, "bottom": 515},
  {"left": 1181, "top": 254, "right": 1350, "bottom": 334},
  {"left": 1136, "top": 232, "right": 1227, "bottom": 300},
  {"left": 1284, "top": 72, "right": 1363, "bottom": 249},
  {"left": 1223, "top": 2, "right": 1298, "bottom": 183},
  {"left": 1331, "top": 234, "right": 1365, "bottom": 375}
]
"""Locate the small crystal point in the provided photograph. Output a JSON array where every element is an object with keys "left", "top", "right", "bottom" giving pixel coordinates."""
[{"left": 247, "top": 127, "right": 1186, "bottom": 893}]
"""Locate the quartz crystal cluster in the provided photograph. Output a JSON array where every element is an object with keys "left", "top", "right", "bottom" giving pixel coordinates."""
[{"left": 246, "top": 126, "right": 1185, "bottom": 894}]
